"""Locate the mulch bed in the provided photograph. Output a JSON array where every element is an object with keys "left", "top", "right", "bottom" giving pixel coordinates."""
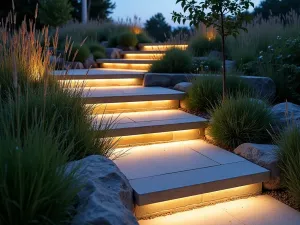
[{"left": 264, "top": 189, "right": 300, "bottom": 212}]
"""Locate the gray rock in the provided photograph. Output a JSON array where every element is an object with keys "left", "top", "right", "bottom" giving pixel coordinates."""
[
  {"left": 208, "top": 50, "right": 222, "bottom": 60},
  {"left": 174, "top": 82, "right": 193, "bottom": 93},
  {"left": 272, "top": 102, "right": 300, "bottom": 129},
  {"left": 241, "top": 76, "right": 276, "bottom": 100},
  {"left": 68, "top": 155, "right": 138, "bottom": 225},
  {"left": 84, "top": 55, "right": 97, "bottom": 69},
  {"left": 50, "top": 56, "right": 65, "bottom": 70},
  {"left": 234, "top": 143, "right": 280, "bottom": 190},
  {"left": 143, "top": 73, "right": 173, "bottom": 87},
  {"left": 105, "top": 48, "right": 122, "bottom": 59},
  {"left": 101, "top": 41, "right": 109, "bottom": 48}
]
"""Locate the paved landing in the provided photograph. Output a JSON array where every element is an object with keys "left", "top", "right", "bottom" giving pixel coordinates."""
[
  {"left": 139, "top": 195, "right": 300, "bottom": 225},
  {"left": 94, "top": 110, "right": 207, "bottom": 136},
  {"left": 79, "top": 86, "right": 185, "bottom": 104},
  {"left": 53, "top": 68, "right": 145, "bottom": 79},
  {"left": 114, "top": 140, "right": 269, "bottom": 205}
]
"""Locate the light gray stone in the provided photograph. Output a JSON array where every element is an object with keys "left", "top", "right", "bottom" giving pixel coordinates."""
[
  {"left": 84, "top": 55, "right": 97, "bottom": 69},
  {"left": 234, "top": 143, "right": 280, "bottom": 190},
  {"left": 272, "top": 102, "right": 300, "bottom": 129},
  {"left": 68, "top": 155, "right": 138, "bottom": 225},
  {"left": 241, "top": 76, "right": 276, "bottom": 100},
  {"left": 105, "top": 48, "right": 122, "bottom": 59},
  {"left": 174, "top": 82, "right": 193, "bottom": 93}
]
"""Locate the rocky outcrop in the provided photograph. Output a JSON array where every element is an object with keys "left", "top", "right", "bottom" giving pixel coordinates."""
[
  {"left": 174, "top": 82, "right": 193, "bottom": 93},
  {"left": 272, "top": 102, "right": 300, "bottom": 129},
  {"left": 105, "top": 48, "right": 122, "bottom": 59},
  {"left": 68, "top": 155, "right": 138, "bottom": 225},
  {"left": 234, "top": 143, "right": 280, "bottom": 190},
  {"left": 84, "top": 55, "right": 97, "bottom": 69}
]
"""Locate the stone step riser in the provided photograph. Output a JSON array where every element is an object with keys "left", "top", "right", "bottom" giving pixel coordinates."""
[
  {"left": 139, "top": 44, "right": 188, "bottom": 52},
  {"left": 123, "top": 53, "right": 164, "bottom": 60},
  {"left": 59, "top": 78, "right": 143, "bottom": 87},
  {"left": 100, "top": 63, "right": 151, "bottom": 71}
]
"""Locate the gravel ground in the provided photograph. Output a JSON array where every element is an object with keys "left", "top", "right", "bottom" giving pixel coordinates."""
[{"left": 264, "top": 189, "right": 300, "bottom": 212}]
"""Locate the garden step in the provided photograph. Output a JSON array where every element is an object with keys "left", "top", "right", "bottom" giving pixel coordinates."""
[
  {"left": 139, "top": 43, "right": 188, "bottom": 51},
  {"left": 138, "top": 196, "right": 300, "bottom": 225},
  {"left": 79, "top": 86, "right": 185, "bottom": 104},
  {"left": 53, "top": 69, "right": 145, "bottom": 87},
  {"left": 96, "top": 59, "right": 154, "bottom": 71},
  {"left": 122, "top": 51, "right": 165, "bottom": 60},
  {"left": 95, "top": 109, "right": 207, "bottom": 137},
  {"left": 113, "top": 140, "right": 270, "bottom": 219}
]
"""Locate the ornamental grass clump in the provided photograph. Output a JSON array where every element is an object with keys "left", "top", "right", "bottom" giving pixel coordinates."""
[
  {"left": 188, "top": 76, "right": 252, "bottom": 112},
  {"left": 117, "top": 31, "right": 138, "bottom": 47},
  {"left": 0, "top": 98, "right": 81, "bottom": 225},
  {"left": 209, "top": 96, "right": 273, "bottom": 149},
  {"left": 149, "top": 48, "right": 193, "bottom": 73},
  {"left": 275, "top": 125, "right": 300, "bottom": 205}
]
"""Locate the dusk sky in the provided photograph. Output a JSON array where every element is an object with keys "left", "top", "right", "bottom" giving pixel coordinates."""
[{"left": 112, "top": 0, "right": 262, "bottom": 27}]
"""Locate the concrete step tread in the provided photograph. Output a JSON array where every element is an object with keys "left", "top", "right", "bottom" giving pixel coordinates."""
[
  {"left": 95, "top": 110, "right": 207, "bottom": 136},
  {"left": 114, "top": 140, "right": 270, "bottom": 205},
  {"left": 78, "top": 86, "right": 185, "bottom": 104},
  {"left": 97, "top": 59, "right": 156, "bottom": 64},
  {"left": 138, "top": 196, "right": 300, "bottom": 225},
  {"left": 53, "top": 69, "right": 145, "bottom": 79}
]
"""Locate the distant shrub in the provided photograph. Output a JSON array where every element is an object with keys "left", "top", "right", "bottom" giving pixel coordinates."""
[
  {"left": 149, "top": 48, "right": 193, "bottom": 73},
  {"left": 192, "top": 58, "right": 222, "bottom": 73},
  {"left": 209, "top": 96, "right": 273, "bottom": 149},
  {"left": 189, "top": 35, "right": 222, "bottom": 57},
  {"left": 275, "top": 125, "right": 300, "bottom": 204},
  {"left": 93, "top": 51, "right": 106, "bottom": 59},
  {"left": 188, "top": 76, "right": 252, "bottom": 112},
  {"left": 70, "top": 44, "right": 91, "bottom": 63},
  {"left": 0, "top": 101, "right": 80, "bottom": 225},
  {"left": 137, "top": 32, "right": 153, "bottom": 43},
  {"left": 108, "top": 35, "right": 119, "bottom": 47},
  {"left": 117, "top": 31, "right": 138, "bottom": 47},
  {"left": 88, "top": 42, "right": 105, "bottom": 54}
]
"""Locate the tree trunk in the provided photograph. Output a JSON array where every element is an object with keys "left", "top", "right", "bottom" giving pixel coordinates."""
[
  {"left": 81, "top": 0, "right": 88, "bottom": 24},
  {"left": 220, "top": 11, "right": 226, "bottom": 102}
]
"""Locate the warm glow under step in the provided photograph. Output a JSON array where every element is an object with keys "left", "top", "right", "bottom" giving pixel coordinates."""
[
  {"left": 97, "top": 59, "right": 154, "bottom": 71},
  {"left": 94, "top": 110, "right": 207, "bottom": 137},
  {"left": 139, "top": 43, "right": 188, "bottom": 51},
  {"left": 53, "top": 69, "right": 145, "bottom": 87},
  {"left": 80, "top": 86, "right": 186, "bottom": 104},
  {"left": 122, "top": 51, "right": 165, "bottom": 60},
  {"left": 139, "top": 195, "right": 300, "bottom": 225},
  {"left": 114, "top": 140, "right": 270, "bottom": 218}
]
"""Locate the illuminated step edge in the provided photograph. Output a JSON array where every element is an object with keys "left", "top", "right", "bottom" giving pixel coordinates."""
[
  {"left": 139, "top": 43, "right": 188, "bottom": 51},
  {"left": 97, "top": 59, "right": 155, "bottom": 71},
  {"left": 80, "top": 86, "right": 186, "bottom": 104},
  {"left": 122, "top": 51, "right": 165, "bottom": 60},
  {"left": 90, "top": 100, "right": 180, "bottom": 114},
  {"left": 135, "top": 183, "right": 262, "bottom": 219},
  {"left": 94, "top": 110, "right": 207, "bottom": 137},
  {"left": 58, "top": 78, "right": 143, "bottom": 87}
]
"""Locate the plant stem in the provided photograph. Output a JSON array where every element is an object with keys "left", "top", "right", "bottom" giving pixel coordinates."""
[{"left": 220, "top": 10, "right": 226, "bottom": 101}]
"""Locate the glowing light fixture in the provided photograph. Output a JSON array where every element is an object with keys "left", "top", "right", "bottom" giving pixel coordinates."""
[
  {"left": 90, "top": 100, "right": 179, "bottom": 114},
  {"left": 59, "top": 78, "right": 142, "bottom": 87},
  {"left": 124, "top": 53, "right": 164, "bottom": 60},
  {"left": 141, "top": 44, "right": 188, "bottom": 51},
  {"left": 101, "top": 63, "right": 150, "bottom": 71}
]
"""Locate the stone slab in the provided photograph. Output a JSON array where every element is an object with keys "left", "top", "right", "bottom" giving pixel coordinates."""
[
  {"left": 97, "top": 59, "right": 156, "bottom": 64},
  {"left": 79, "top": 86, "right": 185, "bottom": 104},
  {"left": 96, "top": 110, "right": 207, "bottom": 136},
  {"left": 139, "top": 196, "right": 300, "bottom": 225},
  {"left": 53, "top": 68, "right": 145, "bottom": 79}
]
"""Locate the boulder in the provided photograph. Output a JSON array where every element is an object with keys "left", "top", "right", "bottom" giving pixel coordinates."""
[
  {"left": 272, "top": 102, "right": 300, "bottom": 129},
  {"left": 68, "top": 155, "right": 138, "bottom": 225},
  {"left": 50, "top": 56, "right": 65, "bottom": 70},
  {"left": 143, "top": 73, "right": 194, "bottom": 87},
  {"left": 105, "top": 48, "right": 122, "bottom": 59},
  {"left": 241, "top": 76, "right": 276, "bottom": 100},
  {"left": 174, "top": 82, "right": 193, "bottom": 93},
  {"left": 84, "top": 55, "right": 97, "bottom": 69},
  {"left": 234, "top": 143, "right": 280, "bottom": 190}
]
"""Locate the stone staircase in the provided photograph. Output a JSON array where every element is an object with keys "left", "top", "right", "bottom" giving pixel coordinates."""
[
  {"left": 96, "top": 43, "right": 188, "bottom": 71},
  {"left": 54, "top": 47, "right": 270, "bottom": 222}
]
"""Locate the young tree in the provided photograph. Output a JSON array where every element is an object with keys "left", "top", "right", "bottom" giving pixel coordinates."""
[
  {"left": 172, "top": 0, "right": 254, "bottom": 100},
  {"left": 145, "top": 13, "right": 172, "bottom": 42},
  {"left": 39, "top": 0, "right": 73, "bottom": 27}
]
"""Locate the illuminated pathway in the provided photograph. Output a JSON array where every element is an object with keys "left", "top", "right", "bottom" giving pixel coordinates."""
[{"left": 54, "top": 48, "right": 299, "bottom": 223}]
